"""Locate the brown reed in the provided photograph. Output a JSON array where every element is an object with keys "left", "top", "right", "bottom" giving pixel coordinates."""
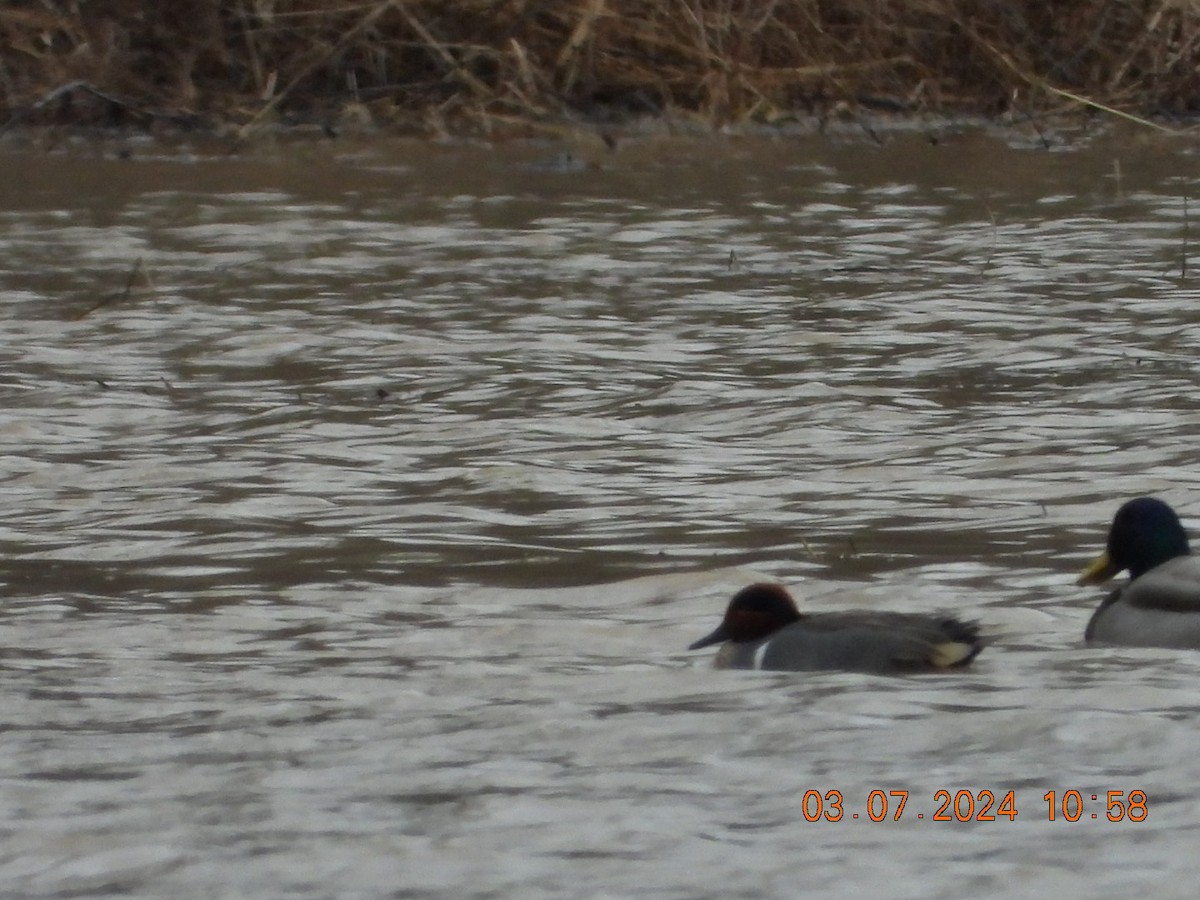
[{"left": 2, "top": 1, "right": 1198, "bottom": 136}]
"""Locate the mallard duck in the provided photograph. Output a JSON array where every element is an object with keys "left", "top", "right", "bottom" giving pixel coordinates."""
[
  {"left": 687, "top": 583, "right": 984, "bottom": 674},
  {"left": 1078, "top": 497, "right": 1200, "bottom": 647}
]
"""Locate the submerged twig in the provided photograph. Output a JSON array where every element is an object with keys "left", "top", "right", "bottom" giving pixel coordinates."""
[
  {"left": 1183, "top": 194, "right": 1190, "bottom": 282},
  {"left": 160, "top": 377, "right": 182, "bottom": 401},
  {"left": 980, "top": 207, "right": 998, "bottom": 275},
  {"left": 74, "top": 258, "right": 154, "bottom": 319}
]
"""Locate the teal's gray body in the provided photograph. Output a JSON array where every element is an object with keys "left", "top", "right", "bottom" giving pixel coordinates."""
[{"left": 714, "top": 612, "right": 980, "bottom": 673}]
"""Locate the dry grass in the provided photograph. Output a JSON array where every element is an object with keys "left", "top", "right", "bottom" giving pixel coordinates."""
[{"left": 2, "top": 0, "right": 1200, "bottom": 136}]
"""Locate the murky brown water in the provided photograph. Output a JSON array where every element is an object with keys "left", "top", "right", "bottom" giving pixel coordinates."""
[{"left": 2, "top": 125, "right": 1199, "bottom": 897}]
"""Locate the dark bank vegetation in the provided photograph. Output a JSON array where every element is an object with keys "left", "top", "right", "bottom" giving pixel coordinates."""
[{"left": 2, "top": 1, "right": 1199, "bottom": 138}]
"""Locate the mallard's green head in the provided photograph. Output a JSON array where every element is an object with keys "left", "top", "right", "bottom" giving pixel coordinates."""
[{"left": 1078, "top": 497, "right": 1190, "bottom": 584}]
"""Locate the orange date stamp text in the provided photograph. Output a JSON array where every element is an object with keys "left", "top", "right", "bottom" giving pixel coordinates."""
[{"left": 800, "top": 789, "right": 1148, "bottom": 822}]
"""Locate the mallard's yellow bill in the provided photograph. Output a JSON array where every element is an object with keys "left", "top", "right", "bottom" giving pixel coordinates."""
[{"left": 1077, "top": 551, "right": 1120, "bottom": 586}]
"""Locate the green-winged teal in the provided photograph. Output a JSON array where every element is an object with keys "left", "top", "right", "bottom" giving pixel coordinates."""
[{"left": 688, "top": 583, "right": 983, "bottom": 674}]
